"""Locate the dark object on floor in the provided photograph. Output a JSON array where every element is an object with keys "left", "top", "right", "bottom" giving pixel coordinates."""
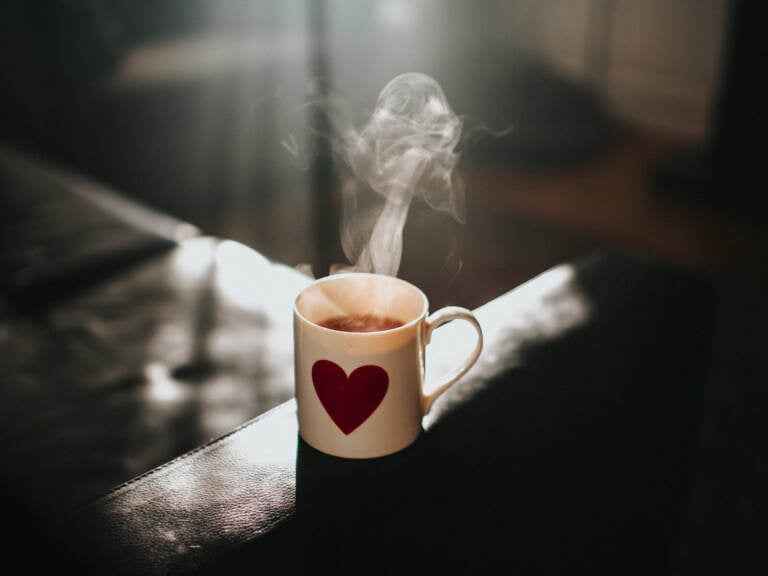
[{"left": 0, "top": 142, "right": 193, "bottom": 307}]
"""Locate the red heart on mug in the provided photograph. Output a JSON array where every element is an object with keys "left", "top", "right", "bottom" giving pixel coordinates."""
[{"left": 311, "top": 360, "right": 389, "bottom": 435}]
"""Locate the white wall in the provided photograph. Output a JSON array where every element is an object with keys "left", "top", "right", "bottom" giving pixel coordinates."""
[{"left": 503, "top": 0, "right": 729, "bottom": 141}]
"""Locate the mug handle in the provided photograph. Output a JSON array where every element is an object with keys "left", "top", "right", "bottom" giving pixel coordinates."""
[{"left": 421, "top": 306, "right": 483, "bottom": 413}]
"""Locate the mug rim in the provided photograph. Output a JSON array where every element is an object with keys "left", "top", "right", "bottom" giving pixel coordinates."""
[{"left": 293, "top": 272, "right": 429, "bottom": 336}]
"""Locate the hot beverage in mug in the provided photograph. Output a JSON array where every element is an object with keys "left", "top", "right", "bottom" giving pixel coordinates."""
[
  {"left": 318, "top": 313, "right": 404, "bottom": 333},
  {"left": 294, "top": 273, "right": 483, "bottom": 458}
]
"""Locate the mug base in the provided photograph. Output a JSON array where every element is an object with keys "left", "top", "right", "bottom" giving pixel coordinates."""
[{"left": 297, "top": 428, "right": 423, "bottom": 460}]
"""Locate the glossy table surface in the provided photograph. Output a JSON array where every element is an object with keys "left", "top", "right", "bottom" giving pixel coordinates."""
[{"left": 64, "top": 251, "right": 714, "bottom": 575}]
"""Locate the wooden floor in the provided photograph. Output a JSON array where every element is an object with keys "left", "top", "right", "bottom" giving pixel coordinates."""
[{"left": 469, "top": 129, "right": 765, "bottom": 274}]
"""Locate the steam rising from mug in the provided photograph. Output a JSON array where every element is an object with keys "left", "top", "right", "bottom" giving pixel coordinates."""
[{"left": 334, "top": 72, "right": 464, "bottom": 277}]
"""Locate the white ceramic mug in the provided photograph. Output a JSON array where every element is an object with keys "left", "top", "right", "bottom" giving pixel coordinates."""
[{"left": 293, "top": 272, "right": 483, "bottom": 458}]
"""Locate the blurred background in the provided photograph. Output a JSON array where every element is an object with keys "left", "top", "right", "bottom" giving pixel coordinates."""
[
  {"left": 2, "top": 1, "right": 765, "bottom": 293},
  {"left": 1, "top": 1, "right": 766, "bottom": 573}
]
